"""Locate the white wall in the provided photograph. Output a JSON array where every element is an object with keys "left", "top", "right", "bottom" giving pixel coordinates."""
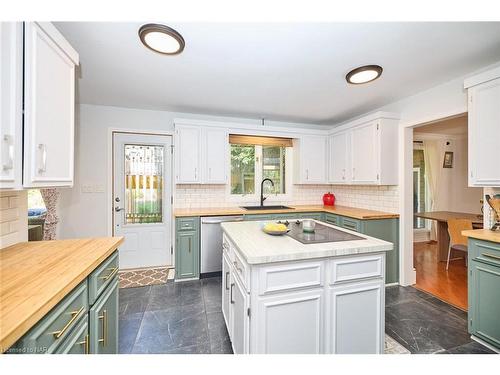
[{"left": 58, "top": 104, "right": 328, "bottom": 239}]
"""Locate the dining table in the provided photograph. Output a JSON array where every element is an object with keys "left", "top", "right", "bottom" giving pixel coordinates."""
[{"left": 414, "top": 211, "right": 483, "bottom": 261}]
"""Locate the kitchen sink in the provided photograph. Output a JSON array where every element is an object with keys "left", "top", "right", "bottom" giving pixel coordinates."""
[{"left": 241, "top": 205, "right": 294, "bottom": 210}]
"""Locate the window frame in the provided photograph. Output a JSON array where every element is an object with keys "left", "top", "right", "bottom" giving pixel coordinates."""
[{"left": 227, "top": 144, "right": 293, "bottom": 203}]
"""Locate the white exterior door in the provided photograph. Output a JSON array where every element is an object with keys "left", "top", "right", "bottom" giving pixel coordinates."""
[
  {"left": 328, "top": 132, "right": 349, "bottom": 184},
  {"left": 351, "top": 122, "right": 378, "bottom": 184},
  {"left": 0, "top": 22, "right": 23, "bottom": 189},
  {"left": 113, "top": 133, "right": 172, "bottom": 270}
]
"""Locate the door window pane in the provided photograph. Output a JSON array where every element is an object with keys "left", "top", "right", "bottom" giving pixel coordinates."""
[
  {"left": 231, "top": 144, "right": 255, "bottom": 194},
  {"left": 124, "top": 145, "right": 164, "bottom": 224},
  {"left": 413, "top": 149, "right": 426, "bottom": 229},
  {"left": 262, "top": 146, "right": 286, "bottom": 194}
]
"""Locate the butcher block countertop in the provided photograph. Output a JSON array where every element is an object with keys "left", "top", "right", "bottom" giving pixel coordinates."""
[
  {"left": 174, "top": 204, "right": 399, "bottom": 220},
  {"left": 462, "top": 229, "right": 500, "bottom": 244},
  {"left": 0, "top": 237, "right": 124, "bottom": 352}
]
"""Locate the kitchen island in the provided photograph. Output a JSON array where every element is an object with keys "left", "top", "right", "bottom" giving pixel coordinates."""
[{"left": 220, "top": 220, "right": 393, "bottom": 354}]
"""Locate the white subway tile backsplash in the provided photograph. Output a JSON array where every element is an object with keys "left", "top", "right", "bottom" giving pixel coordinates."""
[
  {"left": 0, "top": 191, "right": 28, "bottom": 249},
  {"left": 175, "top": 183, "right": 399, "bottom": 213}
]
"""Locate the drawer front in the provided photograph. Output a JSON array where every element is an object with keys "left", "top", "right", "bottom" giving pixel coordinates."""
[
  {"left": 232, "top": 247, "right": 250, "bottom": 291},
  {"left": 324, "top": 213, "right": 340, "bottom": 226},
  {"left": 12, "top": 281, "right": 88, "bottom": 354},
  {"left": 469, "top": 239, "right": 500, "bottom": 267},
  {"left": 177, "top": 217, "right": 198, "bottom": 231},
  {"left": 340, "top": 217, "right": 361, "bottom": 232},
  {"left": 299, "top": 212, "right": 324, "bottom": 220},
  {"left": 329, "top": 254, "right": 384, "bottom": 285},
  {"left": 55, "top": 316, "right": 89, "bottom": 354},
  {"left": 223, "top": 233, "right": 235, "bottom": 262},
  {"left": 274, "top": 213, "right": 299, "bottom": 220},
  {"left": 88, "top": 251, "right": 119, "bottom": 305},
  {"left": 258, "top": 261, "right": 324, "bottom": 295}
]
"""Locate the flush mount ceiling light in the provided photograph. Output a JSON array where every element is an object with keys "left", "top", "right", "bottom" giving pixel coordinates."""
[
  {"left": 346, "top": 65, "right": 383, "bottom": 85},
  {"left": 138, "top": 23, "right": 185, "bottom": 55}
]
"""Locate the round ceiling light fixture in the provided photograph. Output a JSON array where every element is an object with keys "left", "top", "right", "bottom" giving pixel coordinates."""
[
  {"left": 346, "top": 65, "right": 383, "bottom": 85},
  {"left": 138, "top": 23, "right": 185, "bottom": 55}
]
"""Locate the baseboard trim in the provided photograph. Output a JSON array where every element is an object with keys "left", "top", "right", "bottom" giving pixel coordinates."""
[{"left": 470, "top": 335, "right": 500, "bottom": 353}]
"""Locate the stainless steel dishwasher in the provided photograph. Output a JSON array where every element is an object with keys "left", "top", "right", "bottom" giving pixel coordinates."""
[{"left": 200, "top": 215, "right": 244, "bottom": 277}]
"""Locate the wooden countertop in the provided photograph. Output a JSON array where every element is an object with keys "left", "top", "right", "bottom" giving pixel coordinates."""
[
  {"left": 0, "top": 237, "right": 124, "bottom": 352},
  {"left": 174, "top": 204, "right": 399, "bottom": 220},
  {"left": 462, "top": 229, "right": 500, "bottom": 244},
  {"left": 415, "top": 211, "right": 483, "bottom": 224}
]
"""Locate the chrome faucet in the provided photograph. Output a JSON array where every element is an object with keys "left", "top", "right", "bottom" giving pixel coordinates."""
[{"left": 260, "top": 178, "right": 275, "bottom": 207}]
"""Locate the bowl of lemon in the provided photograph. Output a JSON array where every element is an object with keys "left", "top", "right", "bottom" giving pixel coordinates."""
[{"left": 262, "top": 222, "right": 290, "bottom": 236}]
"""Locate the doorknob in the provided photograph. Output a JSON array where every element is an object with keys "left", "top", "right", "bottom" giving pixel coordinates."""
[{"left": 115, "top": 206, "right": 125, "bottom": 212}]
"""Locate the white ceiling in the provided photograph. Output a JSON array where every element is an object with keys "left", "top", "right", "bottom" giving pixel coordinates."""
[{"left": 55, "top": 22, "right": 500, "bottom": 125}]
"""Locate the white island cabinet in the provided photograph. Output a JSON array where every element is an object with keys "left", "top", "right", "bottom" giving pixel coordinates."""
[{"left": 221, "top": 220, "right": 392, "bottom": 354}]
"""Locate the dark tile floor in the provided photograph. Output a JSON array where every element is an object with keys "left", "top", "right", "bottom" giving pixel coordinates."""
[
  {"left": 385, "top": 285, "right": 495, "bottom": 354},
  {"left": 119, "top": 276, "right": 232, "bottom": 354},
  {"left": 119, "top": 277, "right": 495, "bottom": 354}
]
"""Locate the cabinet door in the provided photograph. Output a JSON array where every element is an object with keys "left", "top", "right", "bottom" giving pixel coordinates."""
[
  {"left": 230, "top": 274, "right": 249, "bottom": 354},
  {"left": 254, "top": 288, "right": 324, "bottom": 354},
  {"left": 89, "top": 278, "right": 119, "bottom": 354},
  {"left": 23, "top": 22, "right": 78, "bottom": 188},
  {"left": 327, "top": 280, "right": 383, "bottom": 354},
  {"left": 175, "top": 230, "right": 199, "bottom": 279},
  {"left": 299, "top": 136, "right": 327, "bottom": 183},
  {"left": 468, "top": 78, "right": 500, "bottom": 186},
  {"left": 0, "top": 22, "right": 23, "bottom": 189},
  {"left": 351, "top": 122, "right": 379, "bottom": 184},
  {"left": 222, "top": 252, "right": 232, "bottom": 337},
  {"left": 204, "top": 128, "right": 228, "bottom": 183},
  {"left": 175, "top": 125, "right": 201, "bottom": 183},
  {"left": 470, "top": 261, "right": 500, "bottom": 347},
  {"left": 328, "top": 132, "right": 348, "bottom": 184}
]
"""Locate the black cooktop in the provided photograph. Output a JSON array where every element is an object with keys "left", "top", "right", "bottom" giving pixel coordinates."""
[{"left": 285, "top": 221, "right": 364, "bottom": 244}]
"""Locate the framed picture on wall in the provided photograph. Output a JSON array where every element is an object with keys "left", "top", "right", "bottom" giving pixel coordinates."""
[{"left": 443, "top": 151, "right": 454, "bottom": 168}]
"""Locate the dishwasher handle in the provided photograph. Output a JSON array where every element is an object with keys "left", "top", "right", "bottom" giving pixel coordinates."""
[{"left": 201, "top": 217, "right": 244, "bottom": 224}]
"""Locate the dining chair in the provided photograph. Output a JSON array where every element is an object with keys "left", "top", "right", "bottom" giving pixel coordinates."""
[{"left": 446, "top": 219, "right": 473, "bottom": 270}]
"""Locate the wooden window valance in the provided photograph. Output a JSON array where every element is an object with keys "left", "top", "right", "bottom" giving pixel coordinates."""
[{"left": 228, "top": 134, "right": 293, "bottom": 147}]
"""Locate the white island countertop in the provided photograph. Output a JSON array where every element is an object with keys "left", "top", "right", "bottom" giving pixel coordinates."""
[{"left": 221, "top": 220, "right": 393, "bottom": 265}]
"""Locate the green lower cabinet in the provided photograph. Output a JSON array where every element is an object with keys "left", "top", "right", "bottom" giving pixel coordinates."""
[
  {"left": 469, "top": 241, "right": 500, "bottom": 349},
  {"left": 244, "top": 214, "right": 273, "bottom": 221},
  {"left": 89, "top": 278, "right": 119, "bottom": 354},
  {"left": 360, "top": 218, "right": 399, "bottom": 285},
  {"left": 175, "top": 217, "right": 200, "bottom": 280},
  {"left": 55, "top": 316, "right": 89, "bottom": 354}
]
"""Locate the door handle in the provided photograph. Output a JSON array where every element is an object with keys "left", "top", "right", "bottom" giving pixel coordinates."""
[
  {"left": 225, "top": 271, "right": 230, "bottom": 290},
  {"left": 98, "top": 309, "right": 108, "bottom": 347},
  {"left": 114, "top": 206, "right": 125, "bottom": 212},
  {"left": 230, "top": 283, "right": 235, "bottom": 304}
]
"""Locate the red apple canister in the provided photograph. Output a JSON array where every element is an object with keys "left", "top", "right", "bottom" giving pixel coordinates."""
[{"left": 323, "top": 192, "right": 335, "bottom": 206}]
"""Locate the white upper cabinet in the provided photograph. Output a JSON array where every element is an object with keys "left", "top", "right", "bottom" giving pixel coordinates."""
[
  {"left": 203, "top": 127, "right": 228, "bottom": 184},
  {"left": 293, "top": 135, "right": 328, "bottom": 184},
  {"left": 0, "top": 23, "right": 23, "bottom": 189},
  {"left": 328, "top": 131, "right": 349, "bottom": 184},
  {"left": 175, "top": 123, "right": 229, "bottom": 184},
  {"left": 329, "top": 113, "right": 399, "bottom": 186},
  {"left": 351, "top": 121, "right": 379, "bottom": 184},
  {"left": 465, "top": 68, "right": 500, "bottom": 187},
  {"left": 175, "top": 125, "right": 202, "bottom": 183},
  {"left": 23, "top": 22, "right": 79, "bottom": 188}
]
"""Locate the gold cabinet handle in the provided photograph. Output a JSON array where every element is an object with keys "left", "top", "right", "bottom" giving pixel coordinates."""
[
  {"left": 52, "top": 306, "right": 85, "bottom": 339},
  {"left": 77, "top": 334, "right": 90, "bottom": 354},
  {"left": 99, "top": 267, "right": 118, "bottom": 281},
  {"left": 98, "top": 309, "right": 108, "bottom": 347},
  {"left": 482, "top": 252, "right": 500, "bottom": 260}
]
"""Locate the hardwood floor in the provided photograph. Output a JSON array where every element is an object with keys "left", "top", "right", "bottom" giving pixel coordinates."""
[{"left": 413, "top": 241, "right": 468, "bottom": 311}]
